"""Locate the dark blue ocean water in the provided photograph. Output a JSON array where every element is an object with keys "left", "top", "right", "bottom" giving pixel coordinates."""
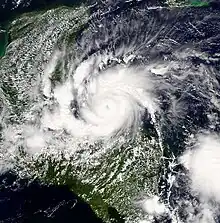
[
  {"left": 1, "top": 1, "right": 220, "bottom": 222},
  {"left": 0, "top": 172, "right": 105, "bottom": 222}
]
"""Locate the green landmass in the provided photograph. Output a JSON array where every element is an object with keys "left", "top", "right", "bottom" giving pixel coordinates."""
[
  {"left": 0, "top": 5, "right": 162, "bottom": 223},
  {"left": 0, "top": 29, "right": 7, "bottom": 57},
  {"left": 190, "top": 0, "right": 209, "bottom": 6},
  {"left": 166, "top": 0, "right": 209, "bottom": 7}
]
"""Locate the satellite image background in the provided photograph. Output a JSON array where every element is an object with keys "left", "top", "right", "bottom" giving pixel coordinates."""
[{"left": 0, "top": 0, "right": 220, "bottom": 223}]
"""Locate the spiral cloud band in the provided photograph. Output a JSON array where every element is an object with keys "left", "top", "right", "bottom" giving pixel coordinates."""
[{"left": 42, "top": 55, "right": 157, "bottom": 142}]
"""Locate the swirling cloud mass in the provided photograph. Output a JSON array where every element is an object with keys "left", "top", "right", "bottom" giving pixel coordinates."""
[
  {"left": 1, "top": 2, "right": 220, "bottom": 223},
  {"left": 42, "top": 57, "right": 157, "bottom": 142}
]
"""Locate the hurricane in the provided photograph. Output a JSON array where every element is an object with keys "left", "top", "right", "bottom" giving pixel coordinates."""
[
  {"left": 1, "top": 1, "right": 220, "bottom": 223},
  {"left": 42, "top": 56, "right": 156, "bottom": 141}
]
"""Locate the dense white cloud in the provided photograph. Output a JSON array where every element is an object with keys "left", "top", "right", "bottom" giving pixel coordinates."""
[
  {"left": 181, "top": 134, "right": 220, "bottom": 202},
  {"left": 141, "top": 196, "right": 166, "bottom": 216}
]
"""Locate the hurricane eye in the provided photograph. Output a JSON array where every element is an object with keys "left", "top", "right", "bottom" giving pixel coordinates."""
[
  {"left": 70, "top": 99, "right": 80, "bottom": 119},
  {"left": 1, "top": 3, "right": 218, "bottom": 223}
]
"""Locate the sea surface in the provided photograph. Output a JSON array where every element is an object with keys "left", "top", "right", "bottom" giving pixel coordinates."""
[{"left": 1, "top": 1, "right": 220, "bottom": 223}]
